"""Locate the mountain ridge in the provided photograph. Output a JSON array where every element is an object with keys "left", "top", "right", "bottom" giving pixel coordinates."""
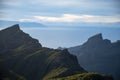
[
  {"left": 0, "top": 24, "right": 86, "bottom": 80},
  {"left": 68, "top": 33, "right": 120, "bottom": 80},
  {"left": 0, "top": 24, "right": 114, "bottom": 80}
]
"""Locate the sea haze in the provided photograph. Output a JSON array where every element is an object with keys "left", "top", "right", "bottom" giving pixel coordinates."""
[{"left": 21, "top": 26, "right": 120, "bottom": 48}]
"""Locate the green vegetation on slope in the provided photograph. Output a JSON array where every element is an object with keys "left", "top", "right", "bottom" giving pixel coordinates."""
[
  {"left": 51, "top": 72, "right": 108, "bottom": 80},
  {"left": 43, "top": 67, "right": 68, "bottom": 80}
]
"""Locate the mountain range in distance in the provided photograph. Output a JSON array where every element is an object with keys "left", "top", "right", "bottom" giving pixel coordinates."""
[
  {"left": 1, "top": 20, "right": 120, "bottom": 29},
  {"left": 0, "top": 24, "right": 114, "bottom": 80},
  {"left": 0, "top": 20, "right": 45, "bottom": 28},
  {"left": 68, "top": 33, "right": 120, "bottom": 80}
]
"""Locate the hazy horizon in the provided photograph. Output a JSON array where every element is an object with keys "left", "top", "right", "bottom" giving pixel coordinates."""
[{"left": 21, "top": 26, "right": 120, "bottom": 48}]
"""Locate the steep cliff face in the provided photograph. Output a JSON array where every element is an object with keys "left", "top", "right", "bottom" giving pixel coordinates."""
[
  {"left": 68, "top": 33, "right": 120, "bottom": 80},
  {"left": 0, "top": 24, "right": 42, "bottom": 52},
  {"left": 0, "top": 24, "right": 86, "bottom": 80}
]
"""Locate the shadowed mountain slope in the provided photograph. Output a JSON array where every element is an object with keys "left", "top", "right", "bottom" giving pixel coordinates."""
[
  {"left": 68, "top": 33, "right": 120, "bottom": 80},
  {"left": 0, "top": 24, "right": 85, "bottom": 80}
]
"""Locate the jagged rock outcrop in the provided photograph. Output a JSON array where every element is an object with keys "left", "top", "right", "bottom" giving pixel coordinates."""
[
  {"left": 68, "top": 33, "right": 120, "bottom": 80},
  {"left": 0, "top": 24, "right": 42, "bottom": 52}
]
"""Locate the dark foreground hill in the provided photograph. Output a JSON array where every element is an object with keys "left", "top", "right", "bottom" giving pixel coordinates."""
[
  {"left": 0, "top": 24, "right": 113, "bottom": 80},
  {"left": 68, "top": 33, "right": 120, "bottom": 80}
]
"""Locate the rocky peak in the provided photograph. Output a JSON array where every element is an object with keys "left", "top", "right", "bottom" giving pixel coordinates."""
[
  {"left": 83, "top": 33, "right": 104, "bottom": 47},
  {"left": 0, "top": 24, "right": 42, "bottom": 51},
  {"left": 0, "top": 24, "right": 20, "bottom": 33},
  {"left": 88, "top": 33, "right": 103, "bottom": 42},
  {"left": 82, "top": 33, "right": 112, "bottom": 49},
  {"left": 7, "top": 24, "right": 20, "bottom": 30}
]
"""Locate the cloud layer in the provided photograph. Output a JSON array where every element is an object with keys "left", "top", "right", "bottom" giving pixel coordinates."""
[
  {"left": 1, "top": 0, "right": 119, "bottom": 15},
  {"left": 20, "top": 14, "right": 120, "bottom": 23},
  {"left": 1, "top": 0, "right": 120, "bottom": 25}
]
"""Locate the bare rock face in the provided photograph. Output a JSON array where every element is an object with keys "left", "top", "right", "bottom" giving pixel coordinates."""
[
  {"left": 0, "top": 24, "right": 42, "bottom": 52},
  {"left": 87, "top": 33, "right": 103, "bottom": 42}
]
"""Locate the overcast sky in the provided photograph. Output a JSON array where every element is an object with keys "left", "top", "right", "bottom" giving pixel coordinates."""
[{"left": 0, "top": 0, "right": 120, "bottom": 24}]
